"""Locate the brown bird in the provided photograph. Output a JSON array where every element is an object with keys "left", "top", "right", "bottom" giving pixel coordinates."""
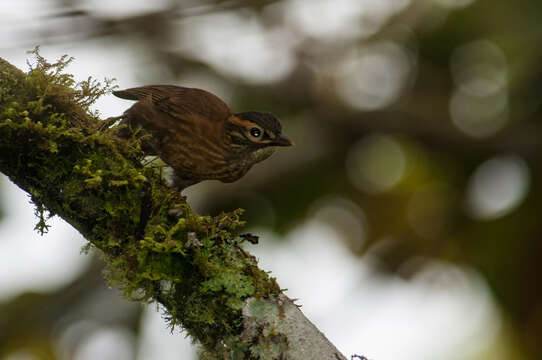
[{"left": 113, "top": 85, "right": 293, "bottom": 190}]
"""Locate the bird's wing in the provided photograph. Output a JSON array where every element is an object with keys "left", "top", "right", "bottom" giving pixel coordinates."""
[{"left": 113, "top": 85, "right": 232, "bottom": 123}]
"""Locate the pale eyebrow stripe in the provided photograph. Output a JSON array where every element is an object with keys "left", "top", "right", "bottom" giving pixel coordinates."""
[{"left": 228, "top": 115, "right": 256, "bottom": 128}]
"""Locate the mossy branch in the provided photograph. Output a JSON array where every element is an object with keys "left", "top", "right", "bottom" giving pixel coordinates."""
[{"left": 0, "top": 51, "right": 346, "bottom": 359}]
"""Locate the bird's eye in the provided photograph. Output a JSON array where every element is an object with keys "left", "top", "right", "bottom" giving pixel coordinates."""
[{"left": 250, "top": 128, "right": 262, "bottom": 138}]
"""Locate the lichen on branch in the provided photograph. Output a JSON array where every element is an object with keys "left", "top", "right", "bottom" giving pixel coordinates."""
[{"left": 0, "top": 49, "right": 280, "bottom": 357}]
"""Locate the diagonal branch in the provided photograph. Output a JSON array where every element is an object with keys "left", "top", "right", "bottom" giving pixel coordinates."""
[{"left": 0, "top": 54, "right": 346, "bottom": 359}]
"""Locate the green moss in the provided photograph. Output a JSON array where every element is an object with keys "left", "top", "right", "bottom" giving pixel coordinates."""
[{"left": 0, "top": 50, "right": 281, "bottom": 358}]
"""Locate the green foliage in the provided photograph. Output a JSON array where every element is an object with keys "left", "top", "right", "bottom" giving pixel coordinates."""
[
  {"left": 26, "top": 46, "right": 117, "bottom": 120},
  {"left": 0, "top": 50, "right": 281, "bottom": 358}
]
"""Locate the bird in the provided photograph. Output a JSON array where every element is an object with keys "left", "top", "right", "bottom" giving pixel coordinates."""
[{"left": 113, "top": 85, "right": 293, "bottom": 190}]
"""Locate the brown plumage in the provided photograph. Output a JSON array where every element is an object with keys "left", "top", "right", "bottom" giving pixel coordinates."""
[{"left": 113, "top": 85, "right": 293, "bottom": 190}]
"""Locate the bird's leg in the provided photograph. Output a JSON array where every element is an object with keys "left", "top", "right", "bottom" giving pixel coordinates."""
[
  {"left": 172, "top": 175, "right": 199, "bottom": 193},
  {"left": 98, "top": 115, "right": 124, "bottom": 131},
  {"left": 165, "top": 174, "right": 195, "bottom": 217}
]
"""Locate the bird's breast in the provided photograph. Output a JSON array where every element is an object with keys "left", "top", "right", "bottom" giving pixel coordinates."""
[{"left": 158, "top": 127, "right": 277, "bottom": 183}]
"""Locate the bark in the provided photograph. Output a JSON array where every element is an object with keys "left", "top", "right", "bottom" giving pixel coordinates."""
[{"left": 0, "top": 54, "right": 347, "bottom": 359}]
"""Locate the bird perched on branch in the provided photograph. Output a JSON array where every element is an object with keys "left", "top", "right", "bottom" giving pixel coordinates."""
[{"left": 113, "top": 85, "right": 293, "bottom": 190}]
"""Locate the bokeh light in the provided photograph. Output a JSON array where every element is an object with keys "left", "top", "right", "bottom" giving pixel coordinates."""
[
  {"left": 178, "top": 11, "right": 296, "bottom": 84},
  {"left": 72, "top": 326, "right": 135, "bottom": 360},
  {"left": 466, "top": 155, "right": 530, "bottom": 220},
  {"left": 284, "top": 0, "right": 366, "bottom": 40},
  {"left": 346, "top": 134, "right": 407, "bottom": 193},
  {"left": 283, "top": 0, "right": 410, "bottom": 40},
  {"left": 309, "top": 195, "right": 367, "bottom": 251},
  {"left": 336, "top": 42, "right": 414, "bottom": 110},
  {"left": 449, "top": 40, "right": 509, "bottom": 138},
  {"left": 451, "top": 40, "right": 508, "bottom": 97}
]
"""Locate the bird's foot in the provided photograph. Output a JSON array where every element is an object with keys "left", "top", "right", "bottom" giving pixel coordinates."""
[{"left": 98, "top": 115, "right": 123, "bottom": 131}]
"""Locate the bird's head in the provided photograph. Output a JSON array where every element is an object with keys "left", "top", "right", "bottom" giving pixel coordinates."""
[
  {"left": 225, "top": 111, "right": 293, "bottom": 148},
  {"left": 224, "top": 111, "right": 293, "bottom": 164}
]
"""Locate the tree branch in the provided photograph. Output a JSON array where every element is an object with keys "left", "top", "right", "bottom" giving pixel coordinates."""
[{"left": 0, "top": 53, "right": 346, "bottom": 359}]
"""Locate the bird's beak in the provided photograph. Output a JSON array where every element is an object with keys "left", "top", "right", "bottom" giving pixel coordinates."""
[{"left": 273, "top": 134, "right": 294, "bottom": 147}]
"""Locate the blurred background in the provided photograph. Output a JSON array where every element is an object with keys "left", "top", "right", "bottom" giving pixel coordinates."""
[{"left": 1, "top": 0, "right": 542, "bottom": 359}]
